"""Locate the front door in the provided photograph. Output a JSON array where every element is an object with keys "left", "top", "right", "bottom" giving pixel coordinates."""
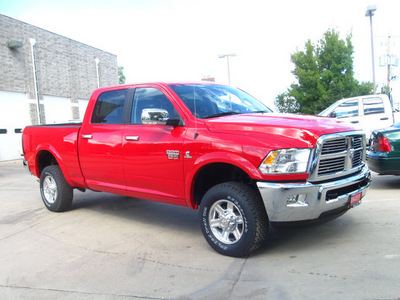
[
  {"left": 331, "top": 99, "right": 362, "bottom": 130},
  {"left": 122, "top": 87, "right": 187, "bottom": 205}
]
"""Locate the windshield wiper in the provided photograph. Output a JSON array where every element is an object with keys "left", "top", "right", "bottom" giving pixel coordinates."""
[
  {"left": 205, "top": 112, "right": 241, "bottom": 119},
  {"left": 248, "top": 110, "right": 270, "bottom": 114}
]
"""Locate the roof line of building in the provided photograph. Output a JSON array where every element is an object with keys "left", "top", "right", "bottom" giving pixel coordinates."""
[{"left": 0, "top": 13, "right": 117, "bottom": 57}]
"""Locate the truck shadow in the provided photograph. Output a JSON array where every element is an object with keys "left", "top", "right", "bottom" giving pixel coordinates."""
[
  {"left": 71, "top": 189, "right": 358, "bottom": 256},
  {"left": 71, "top": 189, "right": 199, "bottom": 235},
  {"left": 254, "top": 214, "right": 360, "bottom": 257}
]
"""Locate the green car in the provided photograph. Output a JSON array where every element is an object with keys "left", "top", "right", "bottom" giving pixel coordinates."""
[{"left": 367, "top": 122, "right": 400, "bottom": 175}]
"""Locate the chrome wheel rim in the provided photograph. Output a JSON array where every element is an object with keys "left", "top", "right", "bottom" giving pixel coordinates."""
[
  {"left": 208, "top": 199, "right": 244, "bottom": 244},
  {"left": 43, "top": 175, "right": 57, "bottom": 204}
]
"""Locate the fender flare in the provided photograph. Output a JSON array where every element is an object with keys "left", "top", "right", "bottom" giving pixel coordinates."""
[
  {"left": 33, "top": 144, "right": 75, "bottom": 187},
  {"left": 184, "top": 152, "right": 263, "bottom": 208}
]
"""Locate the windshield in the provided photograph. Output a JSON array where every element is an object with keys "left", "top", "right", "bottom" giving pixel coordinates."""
[
  {"left": 169, "top": 84, "right": 272, "bottom": 119},
  {"left": 318, "top": 106, "right": 331, "bottom": 116}
]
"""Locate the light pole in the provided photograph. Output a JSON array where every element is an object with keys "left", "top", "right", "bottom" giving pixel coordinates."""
[
  {"left": 365, "top": 5, "right": 377, "bottom": 93},
  {"left": 218, "top": 53, "right": 236, "bottom": 85}
]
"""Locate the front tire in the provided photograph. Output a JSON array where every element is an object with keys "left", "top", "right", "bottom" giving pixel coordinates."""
[
  {"left": 40, "top": 165, "right": 73, "bottom": 212},
  {"left": 199, "top": 182, "right": 269, "bottom": 257}
]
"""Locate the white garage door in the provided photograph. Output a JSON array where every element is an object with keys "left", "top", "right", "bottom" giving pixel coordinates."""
[
  {"left": 0, "top": 91, "right": 30, "bottom": 161},
  {"left": 44, "top": 95, "right": 72, "bottom": 124}
]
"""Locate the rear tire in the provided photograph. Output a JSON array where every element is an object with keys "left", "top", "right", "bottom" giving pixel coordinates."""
[
  {"left": 40, "top": 165, "right": 73, "bottom": 212},
  {"left": 199, "top": 182, "right": 269, "bottom": 257}
]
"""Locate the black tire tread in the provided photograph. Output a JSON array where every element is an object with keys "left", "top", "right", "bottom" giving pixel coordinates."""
[
  {"left": 221, "top": 182, "right": 269, "bottom": 255},
  {"left": 200, "top": 182, "right": 269, "bottom": 257},
  {"left": 40, "top": 165, "right": 73, "bottom": 212}
]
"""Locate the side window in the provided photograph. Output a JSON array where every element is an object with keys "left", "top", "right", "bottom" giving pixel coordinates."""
[
  {"left": 91, "top": 89, "right": 128, "bottom": 124},
  {"left": 363, "top": 97, "right": 385, "bottom": 115},
  {"left": 333, "top": 100, "right": 359, "bottom": 118},
  {"left": 131, "top": 88, "right": 179, "bottom": 124}
]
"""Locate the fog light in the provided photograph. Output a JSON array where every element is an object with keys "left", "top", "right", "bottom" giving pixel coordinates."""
[{"left": 286, "top": 194, "right": 308, "bottom": 207}]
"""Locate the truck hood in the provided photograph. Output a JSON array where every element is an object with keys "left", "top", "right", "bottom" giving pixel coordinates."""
[{"left": 204, "top": 113, "right": 356, "bottom": 147}]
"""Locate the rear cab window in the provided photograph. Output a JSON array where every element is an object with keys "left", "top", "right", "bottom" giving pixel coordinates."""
[{"left": 91, "top": 89, "right": 128, "bottom": 124}]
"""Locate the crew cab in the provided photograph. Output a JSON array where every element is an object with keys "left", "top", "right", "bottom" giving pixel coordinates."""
[
  {"left": 318, "top": 94, "right": 397, "bottom": 138},
  {"left": 23, "top": 82, "right": 371, "bottom": 257}
]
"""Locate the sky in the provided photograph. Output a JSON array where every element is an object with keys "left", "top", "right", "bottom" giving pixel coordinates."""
[{"left": 1, "top": 0, "right": 400, "bottom": 108}]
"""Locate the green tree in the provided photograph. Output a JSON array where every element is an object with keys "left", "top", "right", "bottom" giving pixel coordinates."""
[
  {"left": 275, "top": 94, "right": 300, "bottom": 113},
  {"left": 118, "top": 66, "right": 126, "bottom": 84},
  {"left": 275, "top": 29, "right": 374, "bottom": 114}
]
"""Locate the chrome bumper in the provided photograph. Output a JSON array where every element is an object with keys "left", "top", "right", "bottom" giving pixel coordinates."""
[{"left": 256, "top": 165, "right": 371, "bottom": 222}]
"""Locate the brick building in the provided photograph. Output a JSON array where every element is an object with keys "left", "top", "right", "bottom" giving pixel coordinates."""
[{"left": 0, "top": 14, "right": 118, "bottom": 160}]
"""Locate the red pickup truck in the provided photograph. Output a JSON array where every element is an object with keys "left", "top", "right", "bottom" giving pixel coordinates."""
[{"left": 23, "top": 82, "right": 371, "bottom": 257}]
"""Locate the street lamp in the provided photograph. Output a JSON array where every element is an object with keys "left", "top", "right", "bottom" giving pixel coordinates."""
[
  {"left": 218, "top": 53, "right": 236, "bottom": 85},
  {"left": 365, "top": 5, "right": 377, "bottom": 93}
]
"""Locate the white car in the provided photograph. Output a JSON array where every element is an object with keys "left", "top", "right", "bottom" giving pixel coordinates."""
[{"left": 318, "top": 94, "right": 395, "bottom": 138}]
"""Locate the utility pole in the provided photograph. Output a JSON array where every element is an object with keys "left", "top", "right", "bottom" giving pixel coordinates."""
[
  {"left": 387, "top": 35, "right": 392, "bottom": 91},
  {"left": 380, "top": 35, "right": 399, "bottom": 110}
]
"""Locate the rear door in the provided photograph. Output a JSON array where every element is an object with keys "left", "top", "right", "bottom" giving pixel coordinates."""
[
  {"left": 79, "top": 88, "right": 132, "bottom": 192},
  {"left": 122, "top": 86, "right": 187, "bottom": 204},
  {"left": 362, "top": 96, "right": 392, "bottom": 133}
]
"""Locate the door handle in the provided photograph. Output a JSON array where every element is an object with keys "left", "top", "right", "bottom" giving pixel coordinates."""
[
  {"left": 350, "top": 121, "right": 359, "bottom": 124},
  {"left": 125, "top": 136, "right": 139, "bottom": 141},
  {"left": 380, "top": 117, "right": 389, "bottom": 120},
  {"left": 82, "top": 134, "right": 93, "bottom": 139}
]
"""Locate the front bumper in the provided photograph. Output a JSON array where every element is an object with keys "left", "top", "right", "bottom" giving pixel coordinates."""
[{"left": 256, "top": 165, "right": 371, "bottom": 222}]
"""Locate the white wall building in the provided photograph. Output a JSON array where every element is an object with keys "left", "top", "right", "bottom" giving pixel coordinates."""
[{"left": 0, "top": 14, "right": 118, "bottom": 161}]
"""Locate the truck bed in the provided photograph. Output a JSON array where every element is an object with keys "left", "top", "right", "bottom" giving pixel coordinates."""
[{"left": 23, "top": 123, "right": 85, "bottom": 188}]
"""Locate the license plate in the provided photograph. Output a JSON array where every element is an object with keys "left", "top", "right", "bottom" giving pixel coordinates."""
[{"left": 349, "top": 192, "right": 362, "bottom": 208}]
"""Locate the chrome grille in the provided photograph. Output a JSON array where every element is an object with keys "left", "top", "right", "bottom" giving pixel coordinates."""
[
  {"left": 318, "top": 157, "right": 345, "bottom": 175},
  {"left": 309, "top": 133, "right": 366, "bottom": 181},
  {"left": 321, "top": 139, "right": 346, "bottom": 155},
  {"left": 353, "top": 136, "right": 363, "bottom": 149},
  {"left": 352, "top": 150, "right": 363, "bottom": 167}
]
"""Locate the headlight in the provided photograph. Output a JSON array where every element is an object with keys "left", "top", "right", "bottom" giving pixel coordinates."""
[{"left": 259, "top": 148, "right": 311, "bottom": 174}]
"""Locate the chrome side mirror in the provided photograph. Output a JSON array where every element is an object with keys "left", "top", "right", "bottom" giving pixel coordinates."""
[{"left": 141, "top": 108, "right": 169, "bottom": 125}]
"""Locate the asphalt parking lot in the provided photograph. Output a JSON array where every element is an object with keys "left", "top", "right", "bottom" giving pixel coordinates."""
[{"left": 0, "top": 160, "right": 399, "bottom": 300}]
